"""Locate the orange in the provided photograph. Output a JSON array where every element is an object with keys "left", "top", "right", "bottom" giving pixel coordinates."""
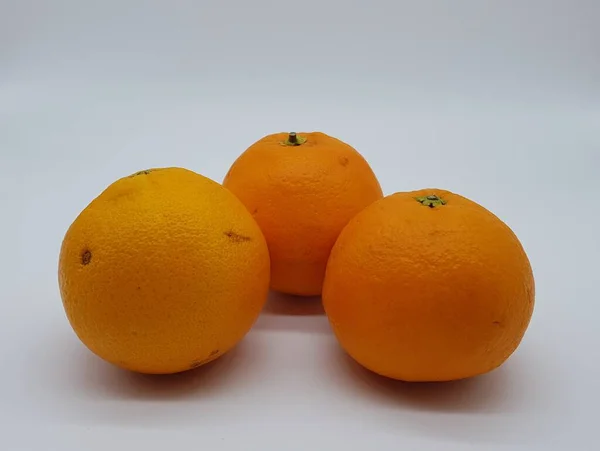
[
  {"left": 222, "top": 132, "right": 383, "bottom": 296},
  {"left": 322, "top": 189, "right": 535, "bottom": 382},
  {"left": 58, "top": 167, "right": 270, "bottom": 374}
]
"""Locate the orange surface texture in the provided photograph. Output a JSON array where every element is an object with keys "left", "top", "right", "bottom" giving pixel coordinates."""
[
  {"left": 59, "top": 167, "right": 270, "bottom": 374},
  {"left": 323, "top": 189, "right": 535, "bottom": 382},
  {"left": 223, "top": 132, "right": 383, "bottom": 296}
]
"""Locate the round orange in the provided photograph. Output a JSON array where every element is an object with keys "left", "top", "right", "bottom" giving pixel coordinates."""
[
  {"left": 58, "top": 167, "right": 270, "bottom": 374},
  {"left": 323, "top": 189, "right": 535, "bottom": 382},
  {"left": 222, "top": 132, "right": 383, "bottom": 296}
]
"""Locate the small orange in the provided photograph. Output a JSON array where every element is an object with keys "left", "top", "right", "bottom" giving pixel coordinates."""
[
  {"left": 58, "top": 167, "right": 270, "bottom": 374},
  {"left": 323, "top": 189, "right": 535, "bottom": 382},
  {"left": 223, "top": 132, "right": 383, "bottom": 296}
]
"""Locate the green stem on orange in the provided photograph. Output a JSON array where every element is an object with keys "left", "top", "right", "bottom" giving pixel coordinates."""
[
  {"left": 280, "top": 132, "right": 307, "bottom": 146},
  {"left": 415, "top": 194, "right": 447, "bottom": 208}
]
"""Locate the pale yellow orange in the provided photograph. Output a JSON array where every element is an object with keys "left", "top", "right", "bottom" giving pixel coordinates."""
[{"left": 58, "top": 167, "right": 270, "bottom": 374}]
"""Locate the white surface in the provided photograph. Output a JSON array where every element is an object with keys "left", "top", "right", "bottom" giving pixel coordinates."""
[{"left": 1, "top": 0, "right": 599, "bottom": 449}]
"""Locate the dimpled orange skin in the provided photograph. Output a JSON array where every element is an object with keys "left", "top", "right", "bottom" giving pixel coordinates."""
[
  {"left": 222, "top": 132, "right": 383, "bottom": 296},
  {"left": 322, "top": 189, "right": 535, "bottom": 382},
  {"left": 58, "top": 167, "right": 270, "bottom": 374}
]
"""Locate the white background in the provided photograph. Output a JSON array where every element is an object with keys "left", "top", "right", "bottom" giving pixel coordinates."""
[{"left": 1, "top": 1, "right": 599, "bottom": 449}]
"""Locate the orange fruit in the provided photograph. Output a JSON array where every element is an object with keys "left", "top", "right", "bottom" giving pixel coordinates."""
[
  {"left": 223, "top": 132, "right": 383, "bottom": 296},
  {"left": 323, "top": 189, "right": 535, "bottom": 382},
  {"left": 58, "top": 167, "right": 270, "bottom": 374}
]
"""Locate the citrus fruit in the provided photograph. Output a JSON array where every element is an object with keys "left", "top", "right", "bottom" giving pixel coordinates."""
[
  {"left": 58, "top": 167, "right": 270, "bottom": 374},
  {"left": 222, "top": 132, "right": 383, "bottom": 296},
  {"left": 322, "top": 189, "right": 535, "bottom": 382}
]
